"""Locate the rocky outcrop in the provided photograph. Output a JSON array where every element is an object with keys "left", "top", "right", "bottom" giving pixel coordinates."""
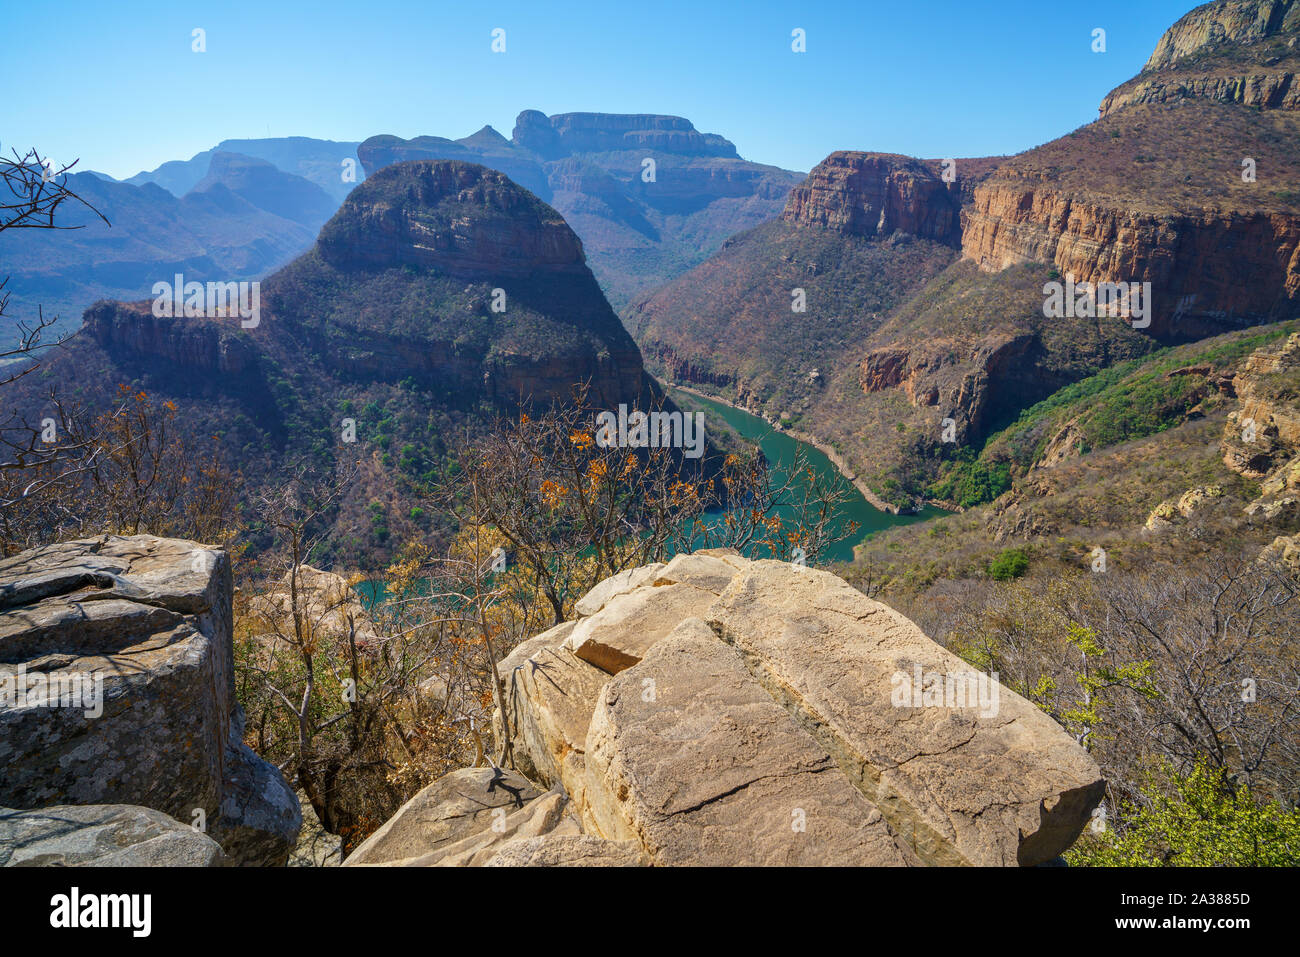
[
  {"left": 0, "top": 804, "right": 226, "bottom": 867},
  {"left": 1221, "top": 332, "right": 1300, "bottom": 556},
  {"left": 859, "top": 331, "right": 1037, "bottom": 442},
  {"left": 1223, "top": 331, "right": 1300, "bottom": 477},
  {"left": 381, "top": 550, "right": 1109, "bottom": 866},
  {"left": 345, "top": 767, "right": 540, "bottom": 865},
  {"left": 782, "top": 152, "right": 961, "bottom": 246},
  {"left": 84, "top": 301, "right": 259, "bottom": 377},
  {"left": 1100, "top": 68, "right": 1300, "bottom": 116},
  {"left": 961, "top": 180, "right": 1300, "bottom": 339},
  {"left": 0, "top": 535, "right": 301, "bottom": 865},
  {"left": 1142, "top": 0, "right": 1300, "bottom": 72}
]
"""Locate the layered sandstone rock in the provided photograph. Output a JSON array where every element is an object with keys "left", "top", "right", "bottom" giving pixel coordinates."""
[
  {"left": 379, "top": 552, "right": 1104, "bottom": 866},
  {"left": 0, "top": 535, "right": 301, "bottom": 865},
  {"left": 782, "top": 151, "right": 961, "bottom": 246},
  {"left": 961, "top": 180, "right": 1300, "bottom": 339}
]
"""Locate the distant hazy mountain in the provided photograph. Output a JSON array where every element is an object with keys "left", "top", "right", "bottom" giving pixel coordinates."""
[
  {"left": 358, "top": 111, "right": 804, "bottom": 311},
  {"left": 0, "top": 153, "right": 338, "bottom": 343},
  {"left": 14, "top": 160, "right": 662, "bottom": 568},
  {"left": 120, "top": 136, "right": 364, "bottom": 202}
]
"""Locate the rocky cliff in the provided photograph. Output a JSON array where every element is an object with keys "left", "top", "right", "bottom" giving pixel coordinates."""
[
  {"left": 345, "top": 551, "right": 1103, "bottom": 866},
  {"left": 17, "top": 160, "right": 660, "bottom": 568},
  {"left": 1100, "top": 1, "right": 1300, "bottom": 115},
  {"left": 358, "top": 110, "right": 803, "bottom": 309},
  {"left": 0, "top": 535, "right": 301, "bottom": 865},
  {"left": 781, "top": 151, "right": 962, "bottom": 246},
  {"left": 965, "top": 1, "right": 1300, "bottom": 340}
]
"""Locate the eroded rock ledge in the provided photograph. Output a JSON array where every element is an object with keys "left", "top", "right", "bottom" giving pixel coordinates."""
[
  {"left": 351, "top": 550, "right": 1103, "bottom": 867},
  {"left": 0, "top": 535, "right": 301, "bottom": 866}
]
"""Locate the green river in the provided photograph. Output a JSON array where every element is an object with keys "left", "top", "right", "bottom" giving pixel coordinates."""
[{"left": 682, "top": 391, "right": 944, "bottom": 565}]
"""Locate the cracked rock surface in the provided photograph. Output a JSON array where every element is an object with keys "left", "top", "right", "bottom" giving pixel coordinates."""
[
  {"left": 366, "top": 548, "right": 1103, "bottom": 866},
  {"left": 0, "top": 535, "right": 301, "bottom": 865}
]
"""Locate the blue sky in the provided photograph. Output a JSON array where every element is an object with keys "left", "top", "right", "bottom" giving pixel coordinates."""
[{"left": 4, "top": 0, "right": 1195, "bottom": 179}]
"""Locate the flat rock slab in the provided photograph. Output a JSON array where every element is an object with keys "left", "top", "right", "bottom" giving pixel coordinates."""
[
  {"left": 0, "top": 804, "right": 224, "bottom": 867},
  {"left": 485, "top": 834, "right": 645, "bottom": 867},
  {"left": 584, "top": 618, "right": 918, "bottom": 866},
  {"left": 565, "top": 581, "right": 717, "bottom": 674},
  {"left": 574, "top": 563, "right": 665, "bottom": 618},
  {"left": 425, "top": 789, "right": 582, "bottom": 866},
  {"left": 345, "top": 767, "right": 538, "bottom": 865},
  {"left": 653, "top": 552, "right": 743, "bottom": 594},
  {"left": 708, "top": 561, "right": 1105, "bottom": 866}
]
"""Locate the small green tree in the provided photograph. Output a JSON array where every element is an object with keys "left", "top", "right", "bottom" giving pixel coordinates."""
[
  {"left": 1067, "top": 761, "right": 1300, "bottom": 866},
  {"left": 987, "top": 547, "right": 1030, "bottom": 581}
]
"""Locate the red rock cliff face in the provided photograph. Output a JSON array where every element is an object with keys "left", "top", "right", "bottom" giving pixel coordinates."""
[
  {"left": 1099, "top": 0, "right": 1300, "bottom": 116},
  {"left": 961, "top": 180, "right": 1300, "bottom": 338},
  {"left": 781, "top": 152, "right": 961, "bottom": 246},
  {"left": 963, "top": 2, "right": 1300, "bottom": 340}
]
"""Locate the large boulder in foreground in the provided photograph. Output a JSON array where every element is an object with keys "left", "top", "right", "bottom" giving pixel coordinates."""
[
  {"left": 0, "top": 804, "right": 225, "bottom": 867},
  {"left": 709, "top": 561, "right": 1106, "bottom": 866},
  {"left": 479, "top": 550, "right": 1104, "bottom": 866},
  {"left": 344, "top": 767, "right": 539, "bottom": 865},
  {"left": 0, "top": 535, "right": 301, "bottom": 865}
]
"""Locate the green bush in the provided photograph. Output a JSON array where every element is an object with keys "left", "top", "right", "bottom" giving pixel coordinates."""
[
  {"left": 987, "top": 547, "right": 1030, "bottom": 580},
  {"left": 1067, "top": 762, "right": 1300, "bottom": 866}
]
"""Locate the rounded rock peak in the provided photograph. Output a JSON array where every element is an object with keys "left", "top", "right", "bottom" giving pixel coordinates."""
[{"left": 316, "top": 159, "right": 586, "bottom": 277}]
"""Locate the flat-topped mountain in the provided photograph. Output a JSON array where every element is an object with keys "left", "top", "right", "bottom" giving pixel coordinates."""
[
  {"left": 13, "top": 160, "right": 656, "bottom": 567},
  {"left": 358, "top": 110, "right": 804, "bottom": 310}
]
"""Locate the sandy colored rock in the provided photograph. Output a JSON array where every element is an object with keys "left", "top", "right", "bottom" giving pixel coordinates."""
[
  {"left": 495, "top": 620, "right": 611, "bottom": 805},
  {"left": 250, "top": 564, "right": 379, "bottom": 644},
  {"left": 485, "top": 833, "right": 645, "bottom": 867},
  {"left": 691, "top": 547, "right": 750, "bottom": 570},
  {"left": 574, "top": 563, "right": 664, "bottom": 618},
  {"left": 344, "top": 767, "right": 538, "bottom": 865},
  {"left": 565, "top": 581, "right": 717, "bottom": 674},
  {"left": 584, "top": 618, "right": 918, "bottom": 866},
  {"left": 708, "top": 561, "right": 1105, "bottom": 866},
  {"left": 425, "top": 789, "right": 582, "bottom": 866},
  {"left": 0, "top": 804, "right": 224, "bottom": 867},
  {"left": 653, "top": 552, "right": 744, "bottom": 593}
]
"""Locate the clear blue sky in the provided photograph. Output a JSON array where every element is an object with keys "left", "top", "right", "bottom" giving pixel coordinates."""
[{"left": 4, "top": 0, "right": 1196, "bottom": 179}]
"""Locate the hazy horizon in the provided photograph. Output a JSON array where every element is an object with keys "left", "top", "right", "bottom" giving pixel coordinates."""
[{"left": 9, "top": 0, "right": 1193, "bottom": 180}]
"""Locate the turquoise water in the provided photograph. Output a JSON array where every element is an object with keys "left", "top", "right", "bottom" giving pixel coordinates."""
[
  {"left": 683, "top": 391, "right": 943, "bottom": 564},
  {"left": 359, "top": 393, "right": 943, "bottom": 604}
]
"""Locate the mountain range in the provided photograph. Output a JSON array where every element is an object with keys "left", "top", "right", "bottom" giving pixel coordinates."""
[
  {"left": 12, "top": 159, "right": 661, "bottom": 567},
  {"left": 357, "top": 110, "right": 804, "bottom": 310},
  {"left": 632, "top": 0, "right": 1300, "bottom": 512}
]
